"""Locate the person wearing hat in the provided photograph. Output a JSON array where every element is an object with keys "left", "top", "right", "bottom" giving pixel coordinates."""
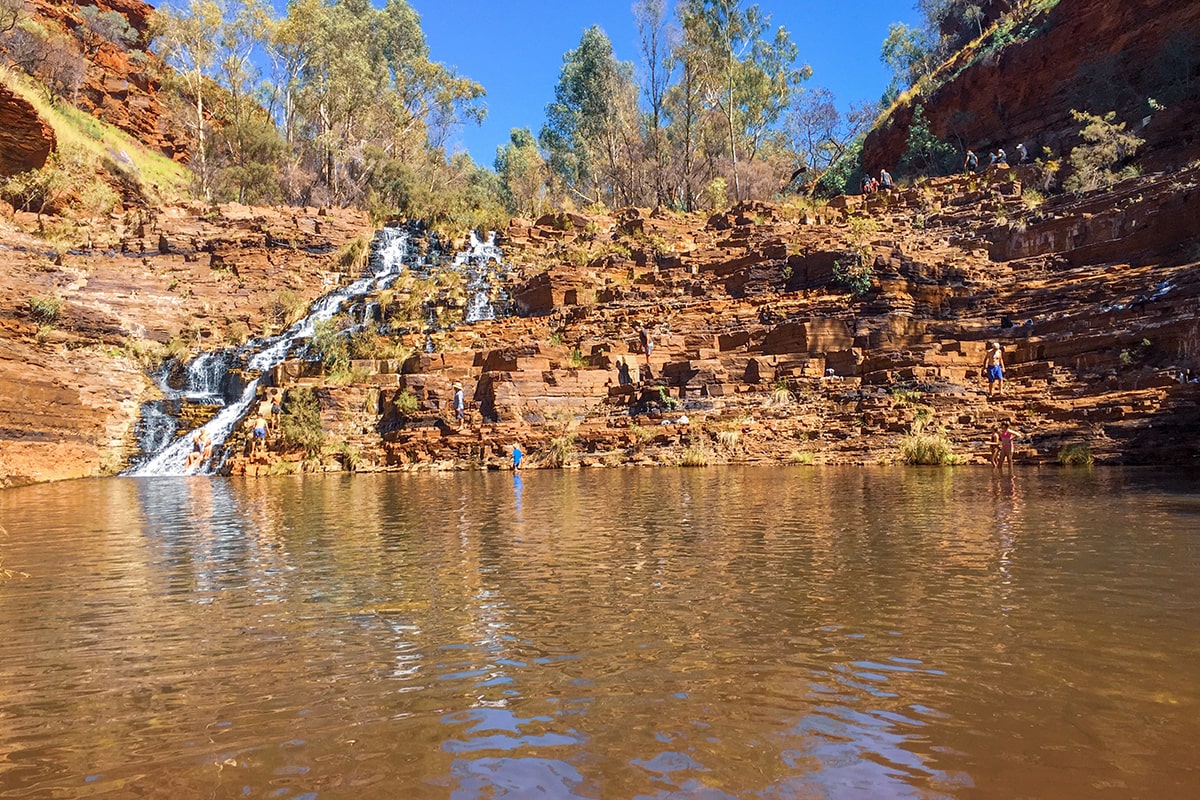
[
  {"left": 982, "top": 341, "right": 1005, "bottom": 397},
  {"left": 452, "top": 381, "right": 465, "bottom": 426}
]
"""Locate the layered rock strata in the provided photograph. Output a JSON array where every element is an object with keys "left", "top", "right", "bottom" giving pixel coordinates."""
[
  {"left": 222, "top": 164, "right": 1199, "bottom": 476},
  {"left": 0, "top": 205, "right": 372, "bottom": 486}
]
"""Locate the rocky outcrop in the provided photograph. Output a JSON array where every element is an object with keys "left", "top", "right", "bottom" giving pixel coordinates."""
[
  {"left": 0, "top": 205, "right": 371, "bottom": 487},
  {"left": 0, "top": 83, "right": 55, "bottom": 176},
  {"left": 864, "top": 0, "right": 1200, "bottom": 174},
  {"left": 218, "top": 162, "right": 1200, "bottom": 478},
  {"left": 24, "top": 0, "right": 190, "bottom": 160}
]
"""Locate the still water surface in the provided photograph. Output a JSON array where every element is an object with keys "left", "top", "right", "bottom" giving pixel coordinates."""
[{"left": 1, "top": 467, "right": 1199, "bottom": 799}]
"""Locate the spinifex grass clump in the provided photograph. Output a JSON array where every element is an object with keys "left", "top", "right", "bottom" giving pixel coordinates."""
[
  {"left": 899, "top": 420, "right": 957, "bottom": 465},
  {"left": 679, "top": 445, "right": 711, "bottom": 467},
  {"left": 1058, "top": 442, "right": 1095, "bottom": 466},
  {"left": 540, "top": 434, "right": 576, "bottom": 468}
]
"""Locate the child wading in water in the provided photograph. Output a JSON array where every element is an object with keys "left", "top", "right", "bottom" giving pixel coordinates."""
[{"left": 988, "top": 424, "right": 1002, "bottom": 468}]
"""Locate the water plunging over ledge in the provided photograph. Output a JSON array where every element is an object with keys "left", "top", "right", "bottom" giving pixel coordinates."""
[{"left": 124, "top": 226, "right": 512, "bottom": 476}]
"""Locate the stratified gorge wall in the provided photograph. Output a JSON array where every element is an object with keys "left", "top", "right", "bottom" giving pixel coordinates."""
[
  {"left": 0, "top": 83, "right": 55, "bottom": 177},
  {"left": 0, "top": 205, "right": 372, "bottom": 487},
  {"left": 224, "top": 163, "right": 1199, "bottom": 478},
  {"left": 864, "top": 0, "right": 1200, "bottom": 174}
]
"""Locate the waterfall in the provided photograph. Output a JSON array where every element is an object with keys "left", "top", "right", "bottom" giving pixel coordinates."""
[
  {"left": 124, "top": 224, "right": 512, "bottom": 477},
  {"left": 453, "top": 231, "right": 509, "bottom": 323},
  {"left": 125, "top": 226, "right": 413, "bottom": 477}
]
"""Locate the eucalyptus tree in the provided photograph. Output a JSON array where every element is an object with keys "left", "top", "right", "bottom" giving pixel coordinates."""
[
  {"left": 275, "top": 0, "right": 483, "bottom": 207},
  {"left": 634, "top": 0, "right": 673, "bottom": 206},
  {"left": 495, "top": 127, "right": 548, "bottom": 218},
  {"left": 880, "top": 21, "right": 938, "bottom": 91},
  {"left": 786, "top": 87, "right": 877, "bottom": 178},
  {"left": 211, "top": 0, "right": 278, "bottom": 203},
  {"left": 676, "top": 0, "right": 808, "bottom": 202},
  {"left": 78, "top": 5, "right": 138, "bottom": 58},
  {"left": 149, "top": 0, "right": 225, "bottom": 198},
  {"left": 540, "top": 25, "right": 640, "bottom": 207}
]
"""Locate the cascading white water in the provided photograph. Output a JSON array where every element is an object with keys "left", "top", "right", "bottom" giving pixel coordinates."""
[
  {"left": 453, "top": 231, "right": 508, "bottom": 323},
  {"left": 125, "top": 225, "right": 512, "bottom": 477},
  {"left": 125, "top": 226, "right": 413, "bottom": 477},
  {"left": 182, "top": 352, "right": 230, "bottom": 402}
]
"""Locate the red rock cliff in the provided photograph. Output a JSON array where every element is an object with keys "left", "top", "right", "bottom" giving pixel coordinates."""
[
  {"left": 864, "top": 0, "right": 1200, "bottom": 174},
  {"left": 0, "top": 84, "right": 55, "bottom": 177}
]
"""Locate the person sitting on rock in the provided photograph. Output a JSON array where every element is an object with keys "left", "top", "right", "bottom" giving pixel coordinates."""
[{"left": 185, "top": 431, "right": 205, "bottom": 470}]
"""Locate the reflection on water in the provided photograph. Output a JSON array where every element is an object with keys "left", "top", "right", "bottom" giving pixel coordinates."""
[{"left": 1, "top": 467, "right": 1199, "bottom": 799}]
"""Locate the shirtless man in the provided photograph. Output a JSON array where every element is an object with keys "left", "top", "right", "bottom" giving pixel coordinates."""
[{"left": 983, "top": 341, "right": 1005, "bottom": 397}]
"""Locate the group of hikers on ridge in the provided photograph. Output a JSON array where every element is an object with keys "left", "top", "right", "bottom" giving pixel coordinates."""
[
  {"left": 860, "top": 169, "right": 894, "bottom": 194},
  {"left": 860, "top": 140, "right": 1028, "bottom": 195},
  {"left": 964, "top": 142, "right": 1027, "bottom": 174}
]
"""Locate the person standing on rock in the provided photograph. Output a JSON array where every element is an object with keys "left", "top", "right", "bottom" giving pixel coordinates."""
[
  {"left": 1016, "top": 143, "right": 1028, "bottom": 164},
  {"left": 512, "top": 442, "right": 523, "bottom": 471},
  {"left": 983, "top": 342, "right": 1005, "bottom": 397},
  {"left": 879, "top": 169, "right": 894, "bottom": 192},
  {"left": 964, "top": 150, "right": 979, "bottom": 174},
  {"left": 640, "top": 326, "right": 654, "bottom": 360},
  {"left": 452, "top": 382, "right": 465, "bottom": 427},
  {"left": 252, "top": 415, "right": 269, "bottom": 456}
]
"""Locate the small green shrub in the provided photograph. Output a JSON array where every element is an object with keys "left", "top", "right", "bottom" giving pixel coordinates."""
[
  {"left": 1063, "top": 110, "right": 1145, "bottom": 194},
  {"left": 679, "top": 445, "right": 711, "bottom": 467},
  {"left": 278, "top": 388, "right": 325, "bottom": 457},
  {"left": 703, "top": 177, "right": 728, "bottom": 212},
  {"left": 540, "top": 434, "right": 576, "bottom": 468},
  {"left": 889, "top": 387, "right": 922, "bottom": 405},
  {"left": 337, "top": 442, "right": 362, "bottom": 471},
  {"left": 395, "top": 389, "right": 419, "bottom": 415},
  {"left": 833, "top": 256, "right": 872, "bottom": 295},
  {"left": 1059, "top": 442, "right": 1095, "bottom": 466},
  {"left": 311, "top": 317, "right": 350, "bottom": 373},
  {"left": 789, "top": 450, "right": 814, "bottom": 465},
  {"left": 28, "top": 295, "right": 62, "bottom": 323}
]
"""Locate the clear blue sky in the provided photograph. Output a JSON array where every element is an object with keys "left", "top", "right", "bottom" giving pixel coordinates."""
[{"left": 405, "top": 0, "right": 920, "bottom": 167}]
